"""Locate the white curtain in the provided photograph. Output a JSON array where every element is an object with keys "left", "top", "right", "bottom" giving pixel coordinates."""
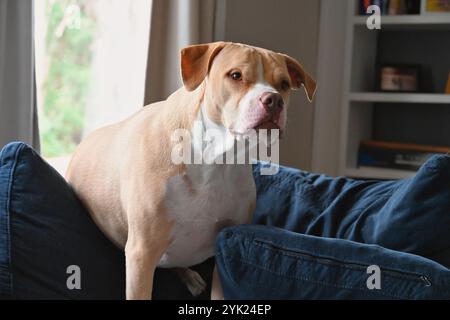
[
  {"left": 144, "top": 0, "right": 216, "bottom": 104},
  {"left": 0, "top": 0, "right": 40, "bottom": 151}
]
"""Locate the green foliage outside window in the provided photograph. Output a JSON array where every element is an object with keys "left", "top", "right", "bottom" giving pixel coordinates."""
[{"left": 39, "top": 0, "right": 96, "bottom": 157}]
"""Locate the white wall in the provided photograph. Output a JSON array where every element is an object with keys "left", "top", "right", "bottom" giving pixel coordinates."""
[
  {"left": 311, "top": 0, "right": 348, "bottom": 176},
  {"left": 216, "top": 0, "right": 320, "bottom": 170}
]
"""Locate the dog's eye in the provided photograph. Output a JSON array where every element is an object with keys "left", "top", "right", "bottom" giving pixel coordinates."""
[
  {"left": 230, "top": 71, "right": 242, "bottom": 81},
  {"left": 281, "top": 80, "right": 291, "bottom": 91}
]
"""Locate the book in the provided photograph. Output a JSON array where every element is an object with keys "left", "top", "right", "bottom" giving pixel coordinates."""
[
  {"left": 360, "top": 0, "right": 372, "bottom": 14},
  {"left": 425, "top": 0, "right": 450, "bottom": 12},
  {"left": 382, "top": 0, "right": 390, "bottom": 14},
  {"left": 404, "top": 0, "right": 421, "bottom": 14},
  {"left": 372, "top": 0, "right": 383, "bottom": 11},
  {"left": 446, "top": 72, "right": 450, "bottom": 94},
  {"left": 388, "top": 0, "right": 402, "bottom": 14},
  {"left": 360, "top": 0, "right": 390, "bottom": 15},
  {"left": 358, "top": 140, "right": 450, "bottom": 171}
]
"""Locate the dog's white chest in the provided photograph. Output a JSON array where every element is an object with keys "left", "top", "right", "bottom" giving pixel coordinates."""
[{"left": 158, "top": 164, "right": 255, "bottom": 268}]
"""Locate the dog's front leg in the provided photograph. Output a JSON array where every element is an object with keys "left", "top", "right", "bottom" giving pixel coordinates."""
[
  {"left": 125, "top": 245, "right": 160, "bottom": 300},
  {"left": 125, "top": 205, "right": 174, "bottom": 300}
]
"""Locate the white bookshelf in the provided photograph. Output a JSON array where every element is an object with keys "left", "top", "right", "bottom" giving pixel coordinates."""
[
  {"left": 339, "top": 0, "right": 450, "bottom": 180},
  {"left": 349, "top": 92, "right": 450, "bottom": 104},
  {"left": 353, "top": 15, "right": 450, "bottom": 29},
  {"left": 345, "top": 166, "right": 415, "bottom": 180}
]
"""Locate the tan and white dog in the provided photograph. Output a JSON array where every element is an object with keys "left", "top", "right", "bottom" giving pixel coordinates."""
[{"left": 65, "top": 42, "right": 316, "bottom": 300}]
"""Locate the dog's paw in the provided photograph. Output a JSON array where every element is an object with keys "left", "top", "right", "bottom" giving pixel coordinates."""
[{"left": 175, "top": 268, "right": 207, "bottom": 297}]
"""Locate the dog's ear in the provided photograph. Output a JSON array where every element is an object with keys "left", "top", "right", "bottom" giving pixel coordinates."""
[
  {"left": 181, "top": 42, "right": 227, "bottom": 91},
  {"left": 282, "top": 54, "right": 317, "bottom": 102}
]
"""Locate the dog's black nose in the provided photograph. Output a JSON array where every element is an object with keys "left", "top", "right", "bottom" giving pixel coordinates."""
[{"left": 260, "top": 92, "right": 284, "bottom": 113}]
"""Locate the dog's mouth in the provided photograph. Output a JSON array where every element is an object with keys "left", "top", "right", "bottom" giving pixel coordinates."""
[
  {"left": 230, "top": 120, "right": 283, "bottom": 140},
  {"left": 254, "top": 120, "right": 280, "bottom": 130},
  {"left": 230, "top": 110, "right": 284, "bottom": 139}
]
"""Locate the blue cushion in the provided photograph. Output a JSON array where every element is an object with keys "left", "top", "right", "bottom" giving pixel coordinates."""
[
  {"left": 0, "top": 142, "right": 213, "bottom": 299},
  {"left": 0, "top": 142, "right": 126, "bottom": 299},
  {"left": 216, "top": 225, "right": 450, "bottom": 299},
  {"left": 214, "top": 159, "right": 450, "bottom": 299},
  {"left": 252, "top": 156, "right": 450, "bottom": 267}
]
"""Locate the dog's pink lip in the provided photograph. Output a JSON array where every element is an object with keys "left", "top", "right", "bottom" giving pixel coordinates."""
[
  {"left": 230, "top": 124, "right": 284, "bottom": 139},
  {"left": 254, "top": 120, "right": 280, "bottom": 130}
]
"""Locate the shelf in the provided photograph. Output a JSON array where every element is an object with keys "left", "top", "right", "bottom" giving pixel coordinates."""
[
  {"left": 338, "top": 1, "right": 450, "bottom": 179},
  {"left": 353, "top": 15, "right": 450, "bottom": 29},
  {"left": 349, "top": 92, "right": 450, "bottom": 104},
  {"left": 345, "top": 166, "right": 416, "bottom": 180}
]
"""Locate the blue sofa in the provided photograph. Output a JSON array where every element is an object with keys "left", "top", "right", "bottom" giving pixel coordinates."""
[{"left": 2, "top": 142, "right": 450, "bottom": 299}]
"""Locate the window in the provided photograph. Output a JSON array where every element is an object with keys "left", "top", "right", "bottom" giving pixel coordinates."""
[{"left": 35, "top": 0, "right": 152, "bottom": 175}]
